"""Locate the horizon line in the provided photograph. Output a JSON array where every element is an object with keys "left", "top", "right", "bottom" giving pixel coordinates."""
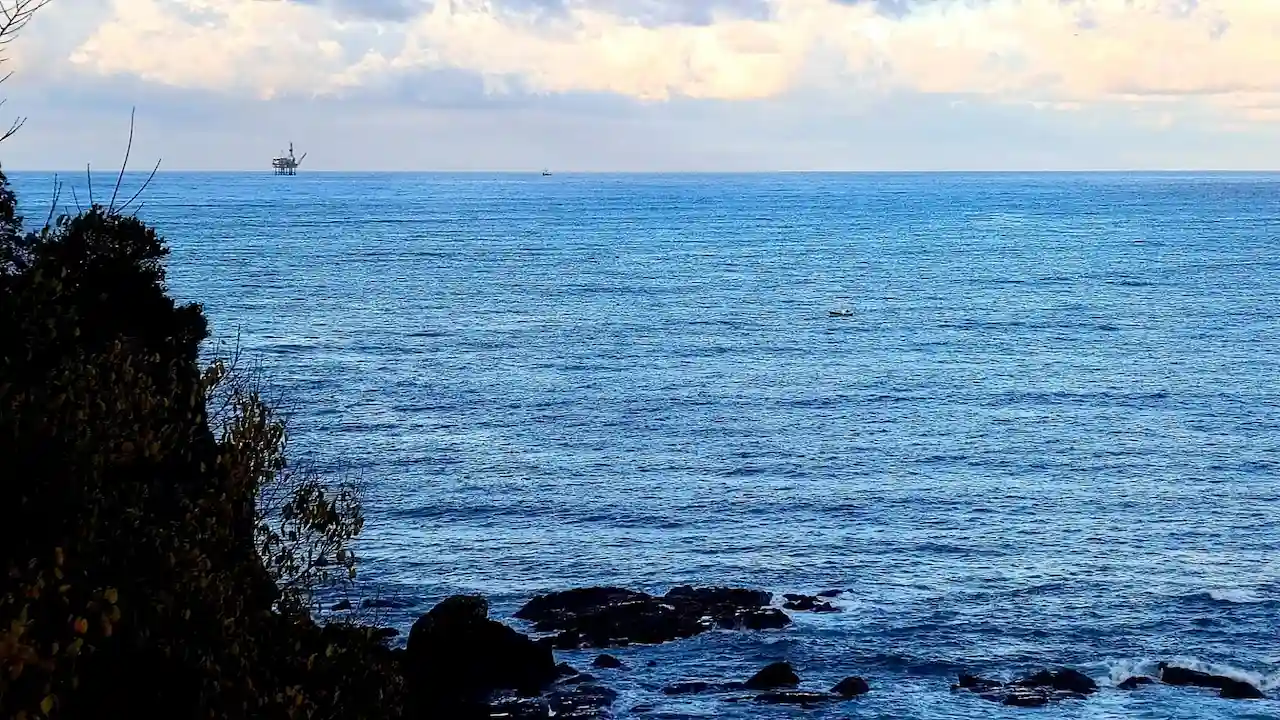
[{"left": 6, "top": 168, "right": 1280, "bottom": 175}]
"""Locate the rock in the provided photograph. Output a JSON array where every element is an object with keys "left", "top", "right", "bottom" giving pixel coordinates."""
[
  {"left": 744, "top": 662, "right": 801, "bottom": 690},
  {"left": 1117, "top": 676, "right": 1154, "bottom": 690},
  {"left": 560, "top": 674, "right": 597, "bottom": 686},
  {"left": 515, "top": 588, "right": 650, "bottom": 623},
  {"left": 719, "top": 607, "right": 791, "bottom": 631},
  {"left": 330, "top": 599, "right": 353, "bottom": 611},
  {"left": 754, "top": 691, "right": 834, "bottom": 705},
  {"left": 782, "top": 594, "right": 841, "bottom": 613},
  {"left": 516, "top": 586, "right": 788, "bottom": 649},
  {"left": 953, "top": 673, "right": 1002, "bottom": 693},
  {"left": 952, "top": 668, "right": 1096, "bottom": 707},
  {"left": 547, "top": 684, "right": 618, "bottom": 719},
  {"left": 1220, "top": 681, "right": 1266, "bottom": 700},
  {"left": 662, "top": 681, "right": 714, "bottom": 695},
  {"left": 664, "top": 586, "right": 771, "bottom": 608},
  {"left": 592, "top": 654, "right": 624, "bottom": 669},
  {"left": 372, "top": 627, "right": 400, "bottom": 642},
  {"left": 1158, "top": 663, "right": 1264, "bottom": 699},
  {"left": 1000, "top": 688, "right": 1051, "bottom": 707},
  {"left": 405, "top": 595, "right": 557, "bottom": 718},
  {"left": 1013, "top": 668, "right": 1097, "bottom": 695},
  {"left": 832, "top": 676, "right": 870, "bottom": 697},
  {"left": 783, "top": 595, "right": 817, "bottom": 611},
  {"left": 816, "top": 589, "right": 843, "bottom": 598},
  {"left": 555, "top": 663, "right": 580, "bottom": 678}
]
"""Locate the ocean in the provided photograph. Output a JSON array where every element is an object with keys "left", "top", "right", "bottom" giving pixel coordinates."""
[{"left": 9, "top": 171, "right": 1280, "bottom": 718}]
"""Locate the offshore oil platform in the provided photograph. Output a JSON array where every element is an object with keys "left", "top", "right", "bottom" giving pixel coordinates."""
[{"left": 271, "top": 143, "right": 306, "bottom": 175}]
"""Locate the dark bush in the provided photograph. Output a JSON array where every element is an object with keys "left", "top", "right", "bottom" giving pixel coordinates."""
[{"left": 0, "top": 171, "right": 406, "bottom": 719}]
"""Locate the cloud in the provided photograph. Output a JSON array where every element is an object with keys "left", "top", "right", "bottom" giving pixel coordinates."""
[{"left": 44, "top": 0, "right": 1280, "bottom": 122}]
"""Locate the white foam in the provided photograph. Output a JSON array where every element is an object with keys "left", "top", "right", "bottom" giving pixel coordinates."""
[
  {"left": 1107, "top": 656, "right": 1280, "bottom": 692},
  {"left": 1207, "top": 588, "right": 1264, "bottom": 604}
]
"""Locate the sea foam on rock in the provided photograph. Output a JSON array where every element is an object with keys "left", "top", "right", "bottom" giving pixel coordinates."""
[{"left": 1158, "top": 663, "right": 1266, "bottom": 699}]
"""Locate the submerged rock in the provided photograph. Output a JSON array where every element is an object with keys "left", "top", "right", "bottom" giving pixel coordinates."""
[
  {"left": 952, "top": 668, "right": 1097, "bottom": 707},
  {"left": 592, "top": 654, "right": 624, "bottom": 669},
  {"left": 1117, "top": 676, "right": 1155, "bottom": 690},
  {"left": 1158, "top": 663, "right": 1265, "bottom": 699},
  {"left": 547, "top": 684, "right": 618, "bottom": 718},
  {"left": 662, "top": 681, "right": 715, "bottom": 696},
  {"left": 781, "top": 593, "right": 841, "bottom": 613},
  {"left": 514, "top": 585, "right": 790, "bottom": 649},
  {"left": 832, "top": 676, "right": 870, "bottom": 697},
  {"left": 744, "top": 662, "right": 801, "bottom": 690},
  {"left": 405, "top": 595, "right": 557, "bottom": 718}
]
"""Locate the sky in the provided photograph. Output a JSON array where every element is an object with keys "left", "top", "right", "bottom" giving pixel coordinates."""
[{"left": 3, "top": 0, "right": 1280, "bottom": 171}]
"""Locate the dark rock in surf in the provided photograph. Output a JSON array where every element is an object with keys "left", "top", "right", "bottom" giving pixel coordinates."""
[
  {"left": 405, "top": 595, "right": 557, "bottom": 718},
  {"left": 516, "top": 588, "right": 649, "bottom": 623},
  {"left": 514, "top": 585, "right": 789, "bottom": 649},
  {"left": 816, "top": 589, "right": 844, "bottom": 598},
  {"left": 952, "top": 668, "right": 1096, "bottom": 707},
  {"left": 744, "top": 662, "right": 800, "bottom": 690},
  {"left": 664, "top": 586, "right": 771, "bottom": 608},
  {"left": 1158, "top": 663, "right": 1265, "bottom": 699},
  {"left": 592, "top": 654, "right": 624, "bottom": 669},
  {"left": 781, "top": 593, "right": 840, "bottom": 612},
  {"left": 1117, "top": 675, "right": 1155, "bottom": 690},
  {"left": 547, "top": 683, "right": 618, "bottom": 718},
  {"left": 832, "top": 676, "right": 870, "bottom": 697},
  {"left": 1013, "top": 668, "right": 1097, "bottom": 695},
  {"left": 662, "top": 681, "right": 715, "bottom": 695},
  {"left": 719, "top": 607, "right": 792, "bottom": 630}
]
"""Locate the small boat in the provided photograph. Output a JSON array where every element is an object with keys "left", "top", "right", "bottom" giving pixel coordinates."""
[
  {"left": 541, "top": 169, "right": 552, "bottom": 176},
  {"left": 828, "top": 309, "right": 854, "bottom": 318}
]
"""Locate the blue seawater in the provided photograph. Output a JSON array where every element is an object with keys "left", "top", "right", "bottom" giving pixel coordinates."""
[{"left": 11, "top": 171, "right": 1280, "bottom": 718}]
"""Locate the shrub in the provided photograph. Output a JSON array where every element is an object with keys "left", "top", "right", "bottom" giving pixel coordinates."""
[{"left": 0, "top": 172, "right": 406, "bottom": 719}]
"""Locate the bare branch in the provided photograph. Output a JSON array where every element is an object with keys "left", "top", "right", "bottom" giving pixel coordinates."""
[
  {"left": 116, "top": 157, "right": 162, "bottom": 215},
  {"left": 0, "top": 0, "right": 51, "bottom": 144},
  {"left": 109, "top": 107, "right": 135, "bottom": 212},
  {"left": 41, "top": 172, "right": 59, "bottom": 229}
]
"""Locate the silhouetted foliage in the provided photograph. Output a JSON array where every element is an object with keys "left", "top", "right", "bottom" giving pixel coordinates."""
[{"left": 0, "top": 172, "right": 407, "bottom": 719}]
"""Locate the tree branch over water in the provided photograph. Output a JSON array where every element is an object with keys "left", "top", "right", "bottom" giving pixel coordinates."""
[{"left": 0, "top": 0, "right": 50, "bottom": 143}]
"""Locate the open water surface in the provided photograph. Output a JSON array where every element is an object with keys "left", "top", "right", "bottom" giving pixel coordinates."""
[{"left": 11, "top": 171, "right": 1280, "bottom": 718}]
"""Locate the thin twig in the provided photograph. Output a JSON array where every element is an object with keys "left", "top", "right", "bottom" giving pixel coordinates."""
[
  {"left": 85, "top": 163, "right": 94, "bottom": 207},
  {"left": 109, "top": 107, "right": 136, "bottom": 212},
  {"left": 116, "top": 157, "right": 161, "bottom": 215},
  {"left": 42, "top": 173, "right": 60, "bottom": 229}
]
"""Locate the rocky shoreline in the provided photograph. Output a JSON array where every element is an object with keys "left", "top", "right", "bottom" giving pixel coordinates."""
[{"left": 394, "top": 585, "right": 1271, "bottom": 718}]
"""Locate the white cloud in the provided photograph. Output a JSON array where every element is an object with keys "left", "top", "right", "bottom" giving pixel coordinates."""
[{"left": 45, "top": 0, "right": 1280, "bottom": 122}]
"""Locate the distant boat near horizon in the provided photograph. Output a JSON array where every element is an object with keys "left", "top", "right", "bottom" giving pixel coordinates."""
[{"left": 542, "top": 168, "right": 552, "bottom": 177}]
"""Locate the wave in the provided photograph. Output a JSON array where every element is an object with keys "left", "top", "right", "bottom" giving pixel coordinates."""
[{"left": 1104, "top": 656, "right": 1280, "bottom": 691}]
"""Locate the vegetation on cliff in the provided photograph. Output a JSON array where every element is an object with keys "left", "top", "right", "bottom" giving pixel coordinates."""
[{"left": 0, "top": 171, "right": 407, "bottom": 718}]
